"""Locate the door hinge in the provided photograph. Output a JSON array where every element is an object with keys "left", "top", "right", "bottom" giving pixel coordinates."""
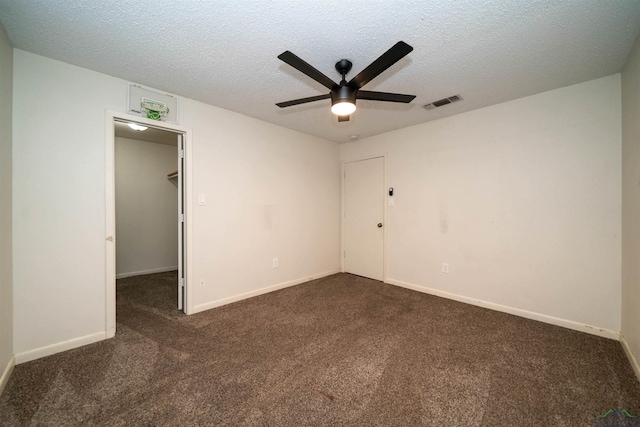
[
  {"left": 179, "top": 213, "right": 184, "bottom": 223},
  {"left": 179, "top": 149, "right": 184, "bottom": 159},
  {"left": 179, "top": 278, "right": 185, "bottom": 288}
]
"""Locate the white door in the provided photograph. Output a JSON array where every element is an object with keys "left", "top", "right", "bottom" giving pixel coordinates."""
[
  {"left": 344, "top": 157, "right": 384, "bottom": 281},
  {"left": 177, "top": 133, "right": 186, "bottom": 311}
]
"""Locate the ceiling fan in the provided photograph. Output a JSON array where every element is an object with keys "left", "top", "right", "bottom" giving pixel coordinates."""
[{"left": 276, "top": 41, "right": 416, "bottom": 122}]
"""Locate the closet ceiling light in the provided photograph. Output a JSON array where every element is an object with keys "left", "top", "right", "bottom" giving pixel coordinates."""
[{"left": 128, "top": 123, "right": 148, "bottom": 131}]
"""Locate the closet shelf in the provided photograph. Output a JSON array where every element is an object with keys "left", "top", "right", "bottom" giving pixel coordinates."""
[{"left": 167, "top": 170, "right": 178, "bottom": 179}]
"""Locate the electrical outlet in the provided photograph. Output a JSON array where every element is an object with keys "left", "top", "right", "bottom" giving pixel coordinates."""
[
  {"left": 442, "top": 263, "right": 449, "bottom": 274},
  {"left": 273, "top": 258, "right": 279, "bottom": 268}
]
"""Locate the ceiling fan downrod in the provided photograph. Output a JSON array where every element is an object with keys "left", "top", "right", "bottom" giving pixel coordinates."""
[{"left": 335, "top": 59, "right": 353, "bottom": 85}]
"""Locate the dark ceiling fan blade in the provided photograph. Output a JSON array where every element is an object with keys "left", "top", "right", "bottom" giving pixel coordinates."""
[
  {"left": 347, "top": 41, "right": 413, "bottom": 90},
  {"left": 278, "top": 51, "right": 337, "bottom": 90},
  {"left": 356, "top": 90, "right": 416, "bottom": 103},
  {"left": 276, "top": 93, "right": 331, "bottom": 108},
  {"left": 338, "top": 115, "right": 350, "bottom": 122}
]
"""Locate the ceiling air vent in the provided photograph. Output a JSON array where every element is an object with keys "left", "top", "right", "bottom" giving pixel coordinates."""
[{"left": 424, "top": 94, "right": 463, "bottom": 110}]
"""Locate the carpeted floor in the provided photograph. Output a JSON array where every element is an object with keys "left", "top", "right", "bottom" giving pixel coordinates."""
[{"left": 1, "top": 272, "right": 639, "bottom": 426}]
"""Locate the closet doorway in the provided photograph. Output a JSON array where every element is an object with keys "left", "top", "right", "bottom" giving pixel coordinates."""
[{"left": 106, "top": 112, "right": 192, "bottom": 339}]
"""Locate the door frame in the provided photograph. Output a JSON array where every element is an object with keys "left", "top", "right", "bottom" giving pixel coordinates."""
[
  {"left": 341, "top": 153, "right": 388, "bottom": 282},
  {"left": 105, "top": 110, "right": 194, "bottom": 339}
]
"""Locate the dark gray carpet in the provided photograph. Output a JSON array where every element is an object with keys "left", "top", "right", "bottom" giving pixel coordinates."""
[{"left": 1, "top": 272, "right": 639, "bottom": 426}]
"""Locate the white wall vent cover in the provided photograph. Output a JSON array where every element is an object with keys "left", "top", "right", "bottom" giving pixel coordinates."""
[
  {"left": 127, "top": 84, "right": 179, "bottom": 124},
  {"left": 424, "top": 94, "right": 463, "bottom": 110}
]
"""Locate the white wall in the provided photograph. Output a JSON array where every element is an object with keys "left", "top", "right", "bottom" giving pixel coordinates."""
[
  {"left": 182, "top": 97, "right": 341, "bottom": 310},
  {"left": 622, "top": 32, "right": 640, "bottom": 380},
  {"left": 13, "top": 50, "right": 341, "bottom": 359},
  {"left": 341, "top": 75, "right": 622, "bottom": 334},
  {"left": 115, "top": 136, "right": 178, "bottom": 278},
  {"left": 0, "top": 22, "right": 14, "bottom": 392},
  {"left": 13, "top": 51, "right": 124, "bottom": 357}
]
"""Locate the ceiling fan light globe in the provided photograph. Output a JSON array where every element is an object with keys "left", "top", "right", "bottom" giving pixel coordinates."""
[{"left": 331, "top": 101, "right": 356, "bottom": 116}]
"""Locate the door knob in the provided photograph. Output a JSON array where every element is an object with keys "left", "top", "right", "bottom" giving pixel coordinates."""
[{"left": 377, "top": 223, "right": 383, "bottom": 228}]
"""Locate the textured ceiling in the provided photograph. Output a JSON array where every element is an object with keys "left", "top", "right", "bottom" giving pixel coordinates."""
[{"left": 1, "top": 0, "right": 639, "bottom": 143}]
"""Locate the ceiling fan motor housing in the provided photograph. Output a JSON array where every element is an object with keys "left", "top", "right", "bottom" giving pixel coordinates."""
[{"left": 331, "top": 85, "right": 357, "bottom": 106}]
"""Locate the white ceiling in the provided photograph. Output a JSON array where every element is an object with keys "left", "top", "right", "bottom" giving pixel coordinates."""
[{"left": 1, "top": 1, "right": 639, "bottom": 143}]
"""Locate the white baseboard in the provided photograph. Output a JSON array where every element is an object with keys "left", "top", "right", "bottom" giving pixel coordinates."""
[
  {"left": 620, "top": 333, "right": 640, "bottom": 383},
  {"left": 15, "top": 331, "right": 107, "bottom": 365},
  {"left": 193, "top": 269, "right": 341, "bottom": 314},
  {"left": 386, "top": 278, "right": 620, "bottom": 340},
  {"left": 116, "top": 266, "right": 177, "bottom": 279},
  {"left": 0, "top": 355, "right": 15, "bottom": 395}
]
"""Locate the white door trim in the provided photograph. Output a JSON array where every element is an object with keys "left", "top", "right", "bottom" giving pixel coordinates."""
[
  {"left": 341, "top": 153, "right": 388, "bottom": 282},
  {"left": 105, "top": 111, "right": 195, "bottom": 339},
  {"left": 177, "top": 133, "right": 185, "bottom": 311}
]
